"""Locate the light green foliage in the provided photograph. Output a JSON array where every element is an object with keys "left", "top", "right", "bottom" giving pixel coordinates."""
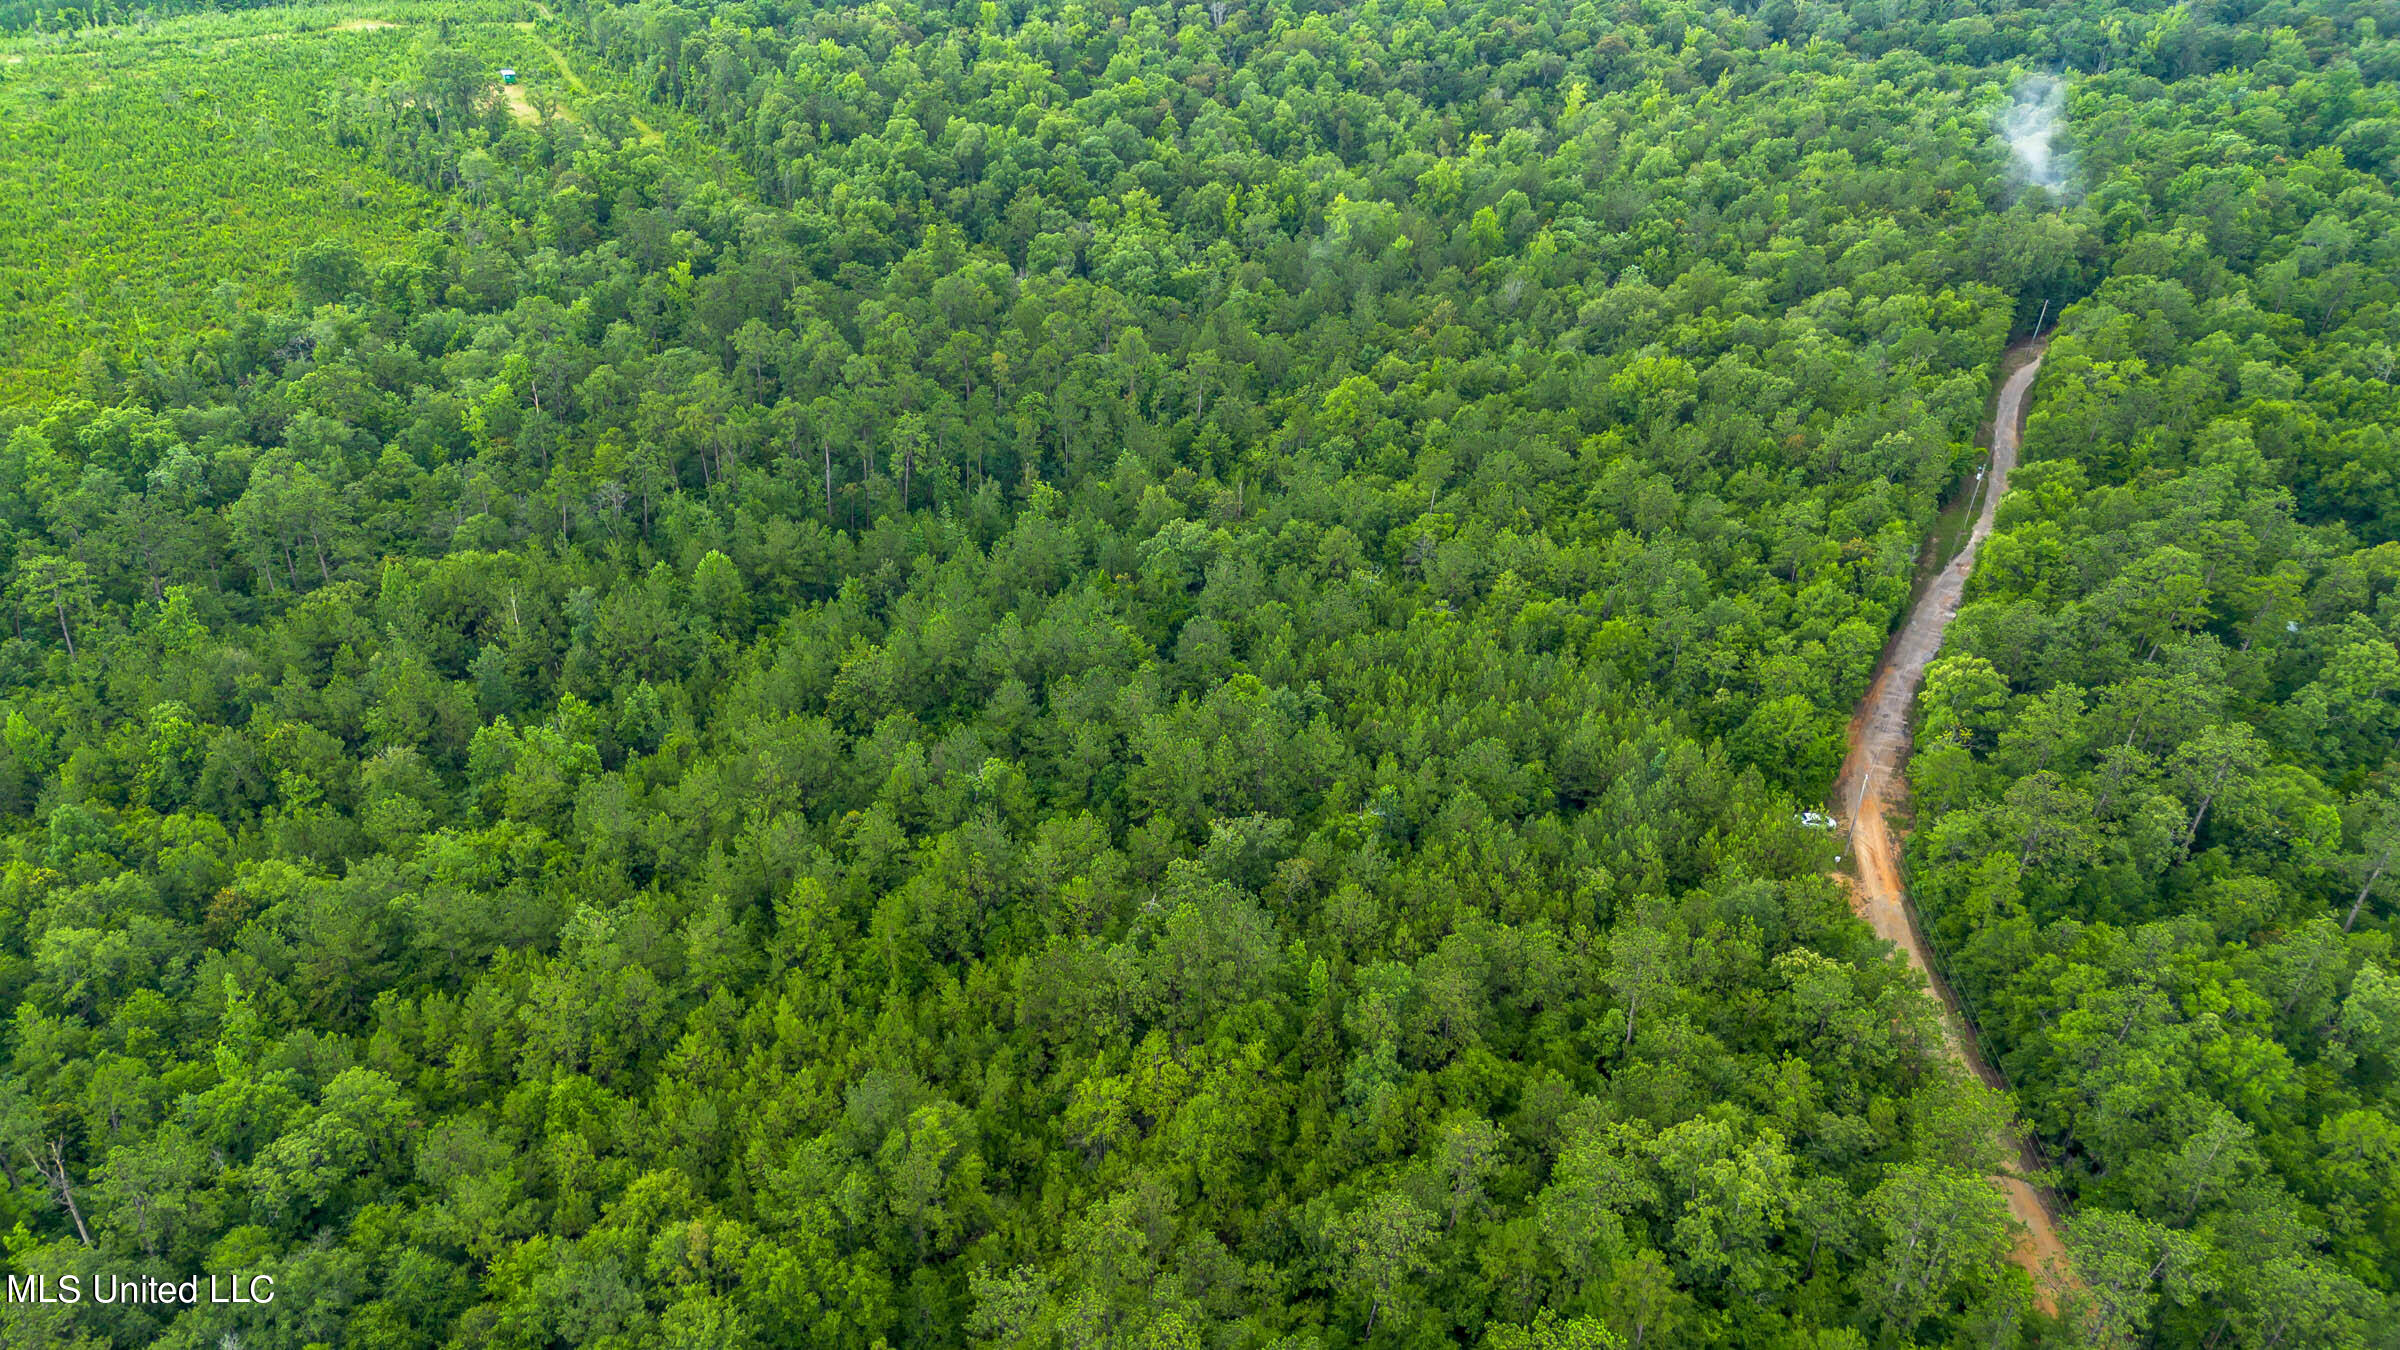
[
  {"left": 0, "top": 0, "right": 2393, "bottom": 1347},
  {"left": 0, "top": 1, "right": 660, "bottom": 403},
  {"left": 0, "top": 10, "right": 430, "bottom": 400},
  {"left": 1484, "top": 1309, "right": 1625, "bottom": 1350},
  {"left": 1911, "top": 27, "right": 2400, "bottom": 1344}
]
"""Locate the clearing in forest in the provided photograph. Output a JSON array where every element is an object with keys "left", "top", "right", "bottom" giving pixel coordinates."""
[
  {"left": 0, "top": 2, "right": 615, "bottom": 401},
  {"left": 0, "top": 18, "right": 429, "bottom": 400}
]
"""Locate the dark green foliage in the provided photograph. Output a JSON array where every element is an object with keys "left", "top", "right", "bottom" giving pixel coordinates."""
[
  {"left": 1910, "top": 52, "right": 2400, "bottom": 1350},
  {"left": 0, "top": 0, "right": 2392, "bottom": 1347}
]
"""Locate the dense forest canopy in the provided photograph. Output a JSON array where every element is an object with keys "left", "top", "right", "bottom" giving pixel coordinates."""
[
  {"left": 1909, "top": 61, "right": 2400, "bottom": 1350},
  {"left": 0, "top": 0, "right": 2393, "bottom": 1347}
]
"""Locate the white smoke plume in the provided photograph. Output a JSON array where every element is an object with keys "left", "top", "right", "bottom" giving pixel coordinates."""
[{"left": 1997, "top": 75, "right": 2074, "bottom": 194}]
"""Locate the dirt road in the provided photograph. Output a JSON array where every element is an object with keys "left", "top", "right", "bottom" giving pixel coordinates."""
[{"left": 1831, "top": 340, "right": 2077, "bottom": 1313}]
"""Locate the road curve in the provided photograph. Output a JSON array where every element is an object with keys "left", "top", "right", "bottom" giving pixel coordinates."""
[{"left": 1831, "top": 340, "right": 2078, "bottom": 1313}]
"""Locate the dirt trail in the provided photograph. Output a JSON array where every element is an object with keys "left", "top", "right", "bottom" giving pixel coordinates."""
[
  {"left": 521, "top": 1, "right": 660, "bottom": 142},
  {"left": 1831, "top": 339, "right": 2079, "bottom": 1313}
]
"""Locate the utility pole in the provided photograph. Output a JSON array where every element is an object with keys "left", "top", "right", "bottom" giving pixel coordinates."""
[{"left": 2034, "top": 298, "right": 2049, "bottom": 335}]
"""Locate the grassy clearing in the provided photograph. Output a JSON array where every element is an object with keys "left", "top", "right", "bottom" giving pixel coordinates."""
[
  {"left": 0, "top": 3, "right": 617, "bottom": 403},
  {"left": 0, "top": 18, "right": 427, "bottom": 400}
]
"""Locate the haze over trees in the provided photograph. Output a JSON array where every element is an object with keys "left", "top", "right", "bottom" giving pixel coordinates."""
[{"left": 0, "top": 0, "right": 2391, "bottom": 1347}]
